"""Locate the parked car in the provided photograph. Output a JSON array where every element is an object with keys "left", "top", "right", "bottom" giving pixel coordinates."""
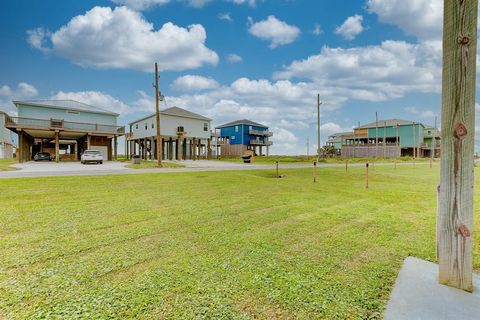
[
  {"left": 81, "top": 150, "right": 103, "bottom": 164},
  {"left": 33, "top": 152, "right": 51, "bottom": 161}
]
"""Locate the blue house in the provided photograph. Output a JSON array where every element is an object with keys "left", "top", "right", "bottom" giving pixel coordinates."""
[{"left": 216, "top": 119, "right": 272, "bottom": 156}]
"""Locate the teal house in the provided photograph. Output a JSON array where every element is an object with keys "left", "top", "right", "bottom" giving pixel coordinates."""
[
  {"left": 5, "top": 100, "right": 124, "bottom": 162},
  {"left": 328, "top": 119, "right": 440, "bottom": 158}
]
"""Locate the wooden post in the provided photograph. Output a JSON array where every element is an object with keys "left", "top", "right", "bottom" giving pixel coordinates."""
[
  {"left": 114, "top": 135, "right": 117, "bottom": 161},
  {"left": 365, "top": 163, "right": 369, "bottom": 189},
  {"left": 313, "top": 161, "right": 317, "bottom": 183},
  {"left": 275, "top": 161, "right": 279, "bottom": 178},
  {"left": 207, "top": 138, "right": 211, "bottom": 160},
  {"left": 437, "top": 0, "right": 477, "bottom": 292},
  {"left": 55, "top": 131, "right": 59, "bottom": 163},
  {"left": 345, "top": 159, "right": 348, "bottom": 172},
  {"left": 18, "top": 130, "right": 23, "bottom": 163},
  {"left": 87, "top": 134, "right": 91, "bottom": 150},
  {"left": 192, "top": 138, "right": 196, "bottom": 160}
]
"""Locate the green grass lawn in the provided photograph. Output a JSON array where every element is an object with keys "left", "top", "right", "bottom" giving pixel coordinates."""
[
  {"left": 0, "top": 158, "right": 17, "bottom": 171},
  {"left": 125, "top": 161, "right": 186, "bottom": 169},
  {"left": 218, "top": 155, "right": 434, "bottom": 165},
  {"left": 1, "top": 165, "right": 479, "bottom": 319}
]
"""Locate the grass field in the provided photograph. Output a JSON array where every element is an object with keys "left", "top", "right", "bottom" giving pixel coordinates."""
[
  {"left": 218, "top": 155, "right": 433, "bottom": 165},
  {"left": 125, "top": 161, "right": 186, "bottom": 169},
  {"left": 1, "top": 164, "right": 479, "bottom": 319},
  {"left": 0, "top": 158, "right": 17, "bottom": 171}
]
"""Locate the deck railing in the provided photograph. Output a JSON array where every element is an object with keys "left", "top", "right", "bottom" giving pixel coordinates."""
[
  {"left": 250, "top": 140, "right": 273, "bottom": 146},
  {"left": 249, "top": 129, "right": 273, "bottom": 137},
  {"left": 5, "top": 117, "right": 125, "bottom": 135}
]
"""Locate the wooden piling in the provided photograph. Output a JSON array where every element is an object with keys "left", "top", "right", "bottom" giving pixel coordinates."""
[
  {"left": 275, "top": 161, "right": 279, "bottom": 178},
  {"left": 365, "top": 163, "right": 369, "bottom": 189},
  {"left": 313, "top": 161, "right": 317, "bottom": 183},
  {"left": 345, "top": 159, "right": 348, "bottom": 172},
  {"left": 437, "top": 0, "right": 477, "bottom": 292}
]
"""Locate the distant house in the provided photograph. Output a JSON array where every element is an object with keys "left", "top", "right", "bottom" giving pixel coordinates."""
[
  {"left": 5, "top": 100, "right": 124, "bottom": 162},
  {"left": 215, "top": 119, "right": 272, "bottom": 156},
  {"left": 328, "top": 119, "right": 440, "bottom": 158},
  {"left": 0, "top": 112, "right": 14, "bottom": 159},
  {"left": 127, "top": 106, "right": 212, "bottom": 160}
]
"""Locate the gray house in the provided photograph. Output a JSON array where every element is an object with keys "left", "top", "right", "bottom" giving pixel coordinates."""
[
  {"left": 5, "top": 100, "right": 124, "bottom": 162},
  {"left": 0, "top": 112, "right": 14, "bottom": 159}
]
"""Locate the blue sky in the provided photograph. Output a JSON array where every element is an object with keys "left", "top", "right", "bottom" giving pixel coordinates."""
[{"left": 0, "top": 0, "right": 466, "bottom": 154}]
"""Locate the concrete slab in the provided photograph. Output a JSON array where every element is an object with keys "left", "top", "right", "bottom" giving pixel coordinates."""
[{"left": 384, "top": 257, "right": 480, "bottom": 320}]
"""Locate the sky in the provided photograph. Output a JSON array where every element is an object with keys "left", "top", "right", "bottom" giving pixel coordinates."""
[{"left": 0, "top": 0, "right": 476, "bottom": 154}]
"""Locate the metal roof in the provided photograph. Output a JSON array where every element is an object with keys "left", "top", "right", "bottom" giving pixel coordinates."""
[
  {"left": 215, "top": 119, "right": 268, "bottom": 129},
  {"left": 128, "top": 106, "right": 211, "bottom": 125},
  {"left": 13, "top": 100, "right": 119, "bottom": 116},
  {"left": 356, "top": 119, "right": 424, "bottom": 129}
]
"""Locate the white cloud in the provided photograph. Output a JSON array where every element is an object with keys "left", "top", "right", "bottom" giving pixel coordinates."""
[
  {"left": 226, "top": 53, "right": 243, "bottom": 63},
  {"left": 274, "top": 40, "right": 442, "bottom": 100},
  {"left": 218, "top": 12, "right": 233, "bottom": 22},
  {"left": 405, "top": 106, "right": 438, "bottom": 119},
  {"left": 50, "top": 90, "right": 132, "bottom": 115},
  {"left": 111, "top": 0, "right": 212, "bottom": 9},
  {"left": 229, "top": 0, "right": 257, "bottom": 7},
  {"left": 171, "top": 75, "right": 219, "bottom": 92},
  {"left": 248, "top": 15, "right": 300, "bottom": 48},
  {"left": 27, "top": 6, "right": 218, "bottom": 72},
  {"left": 313, "top": 23, "right": 323, "bottom": 36},
  {"left": 366, "top": 0, "right": 443, "bottom": 40},
  {"left": 335, "top": 14, "right": 364, "bottom": 40},
  {"left": 0, "top": 82, "right": 39, "bottom": 114}
]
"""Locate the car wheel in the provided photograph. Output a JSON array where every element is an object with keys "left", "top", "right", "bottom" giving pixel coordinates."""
[
  {"left": 81, "top": 161, "right": 85, "bottom": 164},
  {"left": 100, "top": 161, "right": 103, "bottom": 164}
]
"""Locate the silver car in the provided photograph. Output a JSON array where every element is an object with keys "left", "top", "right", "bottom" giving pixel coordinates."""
[{"left": 81, "top": 150, "right": 103, "bottom": 164}]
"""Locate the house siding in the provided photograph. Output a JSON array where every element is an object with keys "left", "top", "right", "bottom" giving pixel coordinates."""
[
  {"left": 130, "top": 114, "right": 211, "bottom": 140},
  {"left": 18, "top": 104, "right": 116, "bottom": 125}
]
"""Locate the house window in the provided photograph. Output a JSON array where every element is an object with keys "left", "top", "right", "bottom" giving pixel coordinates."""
[
  {"left": 203, "top": 123, "right": 208, "bottom": 131},
  {"left": 249, "top": 126, "right": 252, "bottom": 130},
  {"left": 67, "top": 110, "right": 79, "bottom": 115},
  {"left": 136, "top": 124, "right": 138, "bottom": 129},
  {"left": 231, "top": 136, "right": 235, "bottom": 140},
  {"left": 145, "top": 123, "right": 147, "bottom": 130},
  {"left": 235, "top": 126, "right": 239, "bottom": 132},
  {"left": 152, "top": 123, "right": 154, "bottom": 128}
]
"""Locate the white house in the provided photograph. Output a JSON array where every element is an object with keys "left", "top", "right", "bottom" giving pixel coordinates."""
[
  {"left": 127, "top": 106, "right": 212, "bottom": 160},
  {"left": 0, "top": 112, "right": 14, "bottom": 159}
]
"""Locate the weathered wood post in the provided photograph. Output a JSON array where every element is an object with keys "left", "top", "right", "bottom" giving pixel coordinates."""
[
  {"left": 438, "top": 0, "right": 477, "bottom": 292},
  {"left": 313, "top": 161, "right": 317, "bottom": 183},
  {"left": 275, "top": 160, "right": 279, "bottom": 178},
  {"left": 365, "top": 163, "right": 369, "bottom": 189},
  {"left": 345, "top": 159, "right": 348, "bottom": 172}
]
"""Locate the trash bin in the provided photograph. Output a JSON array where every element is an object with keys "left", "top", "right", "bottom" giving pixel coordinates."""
[
  {"left": 132, "top": 155, "right": 141, "bottom": 164},
  {"left": 242, "top": 154, "right": 252, "bottom": 163}
]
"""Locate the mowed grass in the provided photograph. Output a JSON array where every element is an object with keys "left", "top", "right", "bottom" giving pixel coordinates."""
[
  {"left": 0, "top": 158, "right": 17, "bottom": 171},
  {"left": 1, "top": 165, "right": 479, "bottom": 319}
]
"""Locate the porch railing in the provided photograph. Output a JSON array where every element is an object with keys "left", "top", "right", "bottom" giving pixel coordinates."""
[{"left": 5, "top": 117, "right": 124, "bottom": 135}]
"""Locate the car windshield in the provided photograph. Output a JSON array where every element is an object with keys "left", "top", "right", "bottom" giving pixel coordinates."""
[
  {"left": 37, "top": 152, "right": 49, "bottom": 156},
  {"left": 85, "top": 151, "right": 101, "bottom": 155}
]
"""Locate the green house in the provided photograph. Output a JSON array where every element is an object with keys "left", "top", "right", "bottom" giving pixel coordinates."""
[
  {"left": 330, "top": 119, "right": 440, "bottom": 158},
  {"left": 5, "top": 100, "right": 124, "bottom": 162}
]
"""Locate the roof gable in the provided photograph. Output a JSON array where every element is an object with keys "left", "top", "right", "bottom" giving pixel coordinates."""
[
  {"left": 128, "top": 106, "right": 211, "bottom": 125},
  {"left": 357, "top": 119, "right": 425, "bottom": 129},
  {"left": 13, "top": 100, "right": 119, "bottom": 116},
  {"left": 216, "top": 119, "right": 268, "bottom": 129}
]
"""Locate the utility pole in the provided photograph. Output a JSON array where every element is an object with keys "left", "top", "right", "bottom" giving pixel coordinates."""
[
  {"left": 438, "top": 0, "right": 477, "bottom": 291},
  {"left": 154, "top": 62, "right": 163, "bottom": 167},
  {"left": 317, "top": 93, "right": 322, "bottom": 161},
  {"left": 375, "top": 112, "right": 378, "bottom": 158},
  {"left": 432, "top": 116, "right": 437, "bottom": 159},
  {"left": 307, "top": 136, "right": 309, "bottom": 157}
]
